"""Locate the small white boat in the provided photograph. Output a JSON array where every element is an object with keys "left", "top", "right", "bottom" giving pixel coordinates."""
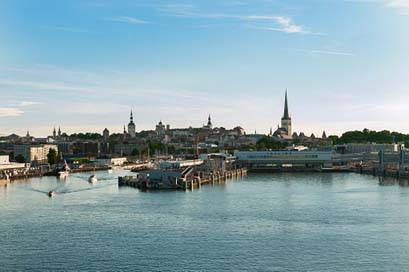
[
  {"left": 57, "top": 160, "right": 70, "bottom": 179},
  {"left": 57, "top": 171, "right": 69, "bottom": 179},
  {"left": 48, "top": 190, "right": 57, "bottom": 198},
  {"left": 88, "top": 175, "right": 98, "bottom": 184}
]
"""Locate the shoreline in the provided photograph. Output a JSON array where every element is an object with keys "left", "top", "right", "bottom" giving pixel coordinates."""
[
  {"left": 0, "top": 166, "right": 115, "bottom": 187},
  {"left": 3, "top": 166, "right": 409, "bottom": 187}
]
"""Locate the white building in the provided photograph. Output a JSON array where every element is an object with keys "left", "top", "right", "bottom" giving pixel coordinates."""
[
  {"left": 95, "top": 157, "right": 127, "bottom": 167},
  {"left": 0, "top": 155, "right": 26, "bottom": 171},
  {"left": 13, "top": 144, "right": 58, "bottom": 163}
]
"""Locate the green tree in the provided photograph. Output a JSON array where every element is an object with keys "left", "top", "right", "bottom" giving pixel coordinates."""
[
  {"left": 131, "top": 148, "right": 139, "bottom": 156},
  {"left": 328, "top": 135, "right": 340, "bottom": 145},
  {"left": 15, "top": 154, "right": 26, "bottom": 163},
  {"left": 47, "top": 148, "right": 58, "bottom": 165},
  {"left": 256, "top": 137, "right": 284, "bottom": 151}
]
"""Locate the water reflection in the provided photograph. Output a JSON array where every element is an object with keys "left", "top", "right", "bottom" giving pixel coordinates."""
[{"left": 378, "top": 176, "right": 409, "bottom": 187}]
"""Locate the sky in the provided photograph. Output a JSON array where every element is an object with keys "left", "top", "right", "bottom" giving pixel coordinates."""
[{"left": 0, "top": 0, "right": 409, "bottom": 137}]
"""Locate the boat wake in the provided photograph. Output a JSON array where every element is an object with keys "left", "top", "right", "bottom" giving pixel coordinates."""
[{"left": 28, "top": 183, "right": 115, "bottom": 197}]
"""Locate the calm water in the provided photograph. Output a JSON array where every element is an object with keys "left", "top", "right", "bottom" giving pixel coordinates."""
[{"left": 1, "top": 171, "right": 409, "bottom": 272}]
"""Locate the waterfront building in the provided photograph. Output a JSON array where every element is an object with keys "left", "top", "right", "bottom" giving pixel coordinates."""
[
  {"left": 13, "top": 144, "right": 58, "bottom": 164},
  {"left": 71, "top": 141, "right": 101, "bottom": 157},
  {"left": 0, "top": 154, "right": 25, "bottom": 172},
  {"left": 335, "top": 143, "right": 398, "bottom": 154},
  {"left": 0, "top": 155, "right": 9, "bottom": 164},
  {"left": 95, "top": 157, "right": 127, "bottom": 167},
  {"left": 114, "top": 143, "right": 143, "bottom": 156},
  {"left": 235, "top": 150, "right": 333, "bottom": 169},
  {"left": 128, "top": 111, "right": 136, "bottom": 138}
]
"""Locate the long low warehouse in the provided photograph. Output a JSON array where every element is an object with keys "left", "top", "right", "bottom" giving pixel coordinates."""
[{"left": 234, "top": 151, "right": 333, "bottom": 169}]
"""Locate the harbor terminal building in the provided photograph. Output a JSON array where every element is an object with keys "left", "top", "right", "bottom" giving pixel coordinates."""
[{"left": 235, "top": 150, "right": 333, "bottom": 170}]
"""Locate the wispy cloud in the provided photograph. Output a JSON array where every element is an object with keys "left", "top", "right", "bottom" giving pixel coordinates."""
[
  {"left": 158, "top": 3, "right": 314, "bottom": 34},
  {"left": 386, "top": 0, "right": 409, "bottom": 12},
  {"left": 245, "top": 16, "right": 311, "bottom": 34},
  {"left": 348, "top": 0, "right": 409, "bottom": 13},
  {"left": 0, "top": 79, "right": 95, "bottom": 93},
  {"left": 294, "top": 49, "right": 355, "bottom": 56},
  {"left": 19, "top": 101, "right": 42, "bottom": 107},
  {"left": 0, "top": 107, "right": 24, "bottom": 117},
  {"left": 110, "top": 16, "right": 149, "bottom": 24},
  {"left": 269, "top": 16, "right": 306, "bottom": 34},
  {"left": 37, "top": 25, "right": 91, "bottom": 33}
]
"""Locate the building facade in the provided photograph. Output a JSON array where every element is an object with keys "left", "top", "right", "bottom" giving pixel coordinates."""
[{"left": 13, "top": 144, "right": 58, "bottom": 164}]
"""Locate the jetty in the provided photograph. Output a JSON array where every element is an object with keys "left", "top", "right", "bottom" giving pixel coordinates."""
[{"left": 118, "top": 153, "right": 247, "bottom": 190}]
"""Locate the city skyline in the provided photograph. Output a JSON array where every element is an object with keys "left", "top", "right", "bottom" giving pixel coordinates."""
[{"left": 1, "top": 0, "right": 409, "bottom": 136}]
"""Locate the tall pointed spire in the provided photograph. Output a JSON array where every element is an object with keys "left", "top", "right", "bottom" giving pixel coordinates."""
[
  {"left": 130, "top": 110, "right": 133, "bottom": 122},
  {"left": 283, "top": 89, "right": 290, "bottom": 119}
]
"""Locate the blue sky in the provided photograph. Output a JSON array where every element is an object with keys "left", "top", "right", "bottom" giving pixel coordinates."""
[{"left": 1, "top": 0, "right": 409, "bottom": 137}]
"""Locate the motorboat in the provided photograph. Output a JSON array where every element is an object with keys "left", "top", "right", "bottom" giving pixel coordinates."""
[
  {"left": 48, "top": 190, "right": 56, "bottom": 198},
  {"left": 57, "top": 160, "right": 70, "bottom": 179},
  {"left": 88, "top": 175, "right": 97, "bottom": 184},
  {"left": 57, "top": 170, "right": 69, "bottom": 179}
]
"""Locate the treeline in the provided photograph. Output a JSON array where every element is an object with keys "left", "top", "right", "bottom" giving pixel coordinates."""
[
  {"left": 329, "top": 129, "right": 409, "bottom": 145},
  {"left": 69, "top": 133, "right": 102, "bottom": 140},
  {"left": 235, "top": 137, "right": 285, "bottom": 151}
]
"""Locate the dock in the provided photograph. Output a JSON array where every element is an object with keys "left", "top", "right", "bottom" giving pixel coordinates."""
[{"left": 118, "top": 168, "right": 247, "bottom": 190}]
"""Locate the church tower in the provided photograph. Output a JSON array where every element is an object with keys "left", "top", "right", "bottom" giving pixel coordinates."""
[
  {"left": 207, "top": 114, "right": 212, "bottom": 129},
  {"left": 127, "top": 110, "right": 136, "bottom": 138},
  {"left": 281, "top": 90, "right": 292, "bottom": 136}
]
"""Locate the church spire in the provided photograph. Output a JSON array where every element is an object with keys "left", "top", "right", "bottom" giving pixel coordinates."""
[
  {"left": 130, "top": 110, "right": 134, "bottom": 122},
  {"left": 283, "top": 89, "right": 290, "bottom": 119}
]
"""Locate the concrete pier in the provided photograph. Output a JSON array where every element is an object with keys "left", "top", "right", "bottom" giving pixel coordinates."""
[{"left": 118, "top": 168, "right": 247, "bottom": 191}]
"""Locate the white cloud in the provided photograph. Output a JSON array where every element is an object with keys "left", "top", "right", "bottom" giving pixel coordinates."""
[
  {"left": 349, "top": 0, "right": 409, "bottom": 13},
  {"left": 158, "top": 4, "right": 313, "bottom": 35},
  {"left": 294, "top": 49, "right": 355, "bottom": 56},
  {"left": 0, "top": 107, "right": 24, "bottom": 117},
  {"left": 110, "top": 16, "right": 149, "bottom": 24},
  {"left": 386, "top": 0, "right": 409, "bottom": 12},
  {"left": 19, "top": 101, "right": 42, "bottom": 107},
  {"left": 212, "top": 14, "right": 311, "bottom": 34},
  {"left": 271, "top": 16, "right": 305, "bottom": 34}
]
